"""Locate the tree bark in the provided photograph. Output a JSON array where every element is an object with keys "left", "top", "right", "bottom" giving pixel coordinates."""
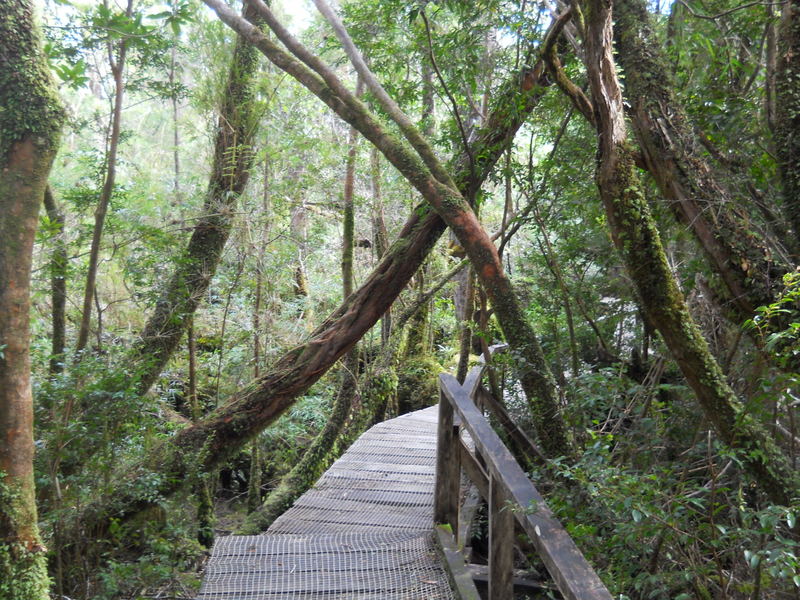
[
  {"left": 775, "top": 0, "right": 800, "bottom": 243},
  {"left": 613, "top": 0, "right": 790, "bottom": 324},
  {"left": 75, "top": 0, "right": 133, "bottom": 355},
  {"left": 61, "top": 38, "right": 554, "bottom": 540},
  {"left": 370, "top": 147, "right": 391, "bottom": 345},
  {"left": 766, "top": 4, "right": 778, "bottom": 136},
  {"left": 43, "top": 185, "right": 67, "bottom": 376},
  {"left": 0, "top": 2, "right": 64, "bottom": 596},
  {"left": 584, "top": 0, "right": 799, "bottom": 505},
  {"left": 456, "top": 268, "right": 475, "bottom": 383},
  {"left": 342, "top": 77, "right": 363, "bottom": 299}
]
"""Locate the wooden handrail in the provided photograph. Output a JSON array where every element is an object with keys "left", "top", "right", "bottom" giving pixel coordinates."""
[{"left": 434, "top": 364, "right": 612, "bottom": 600}]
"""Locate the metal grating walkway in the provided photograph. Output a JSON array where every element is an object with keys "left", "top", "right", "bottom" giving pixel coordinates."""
[{"left": 197, "top": 406, "right": 455, "bottom": 599}]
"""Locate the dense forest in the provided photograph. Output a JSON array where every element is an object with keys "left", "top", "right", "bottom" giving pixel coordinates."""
[{"left": 1, "top": 0, "right": 799, "bottom": 597}]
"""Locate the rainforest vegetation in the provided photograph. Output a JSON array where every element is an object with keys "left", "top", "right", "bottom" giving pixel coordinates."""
[{"left": 0, "top": 0, "right": 799, "bottom": 597}]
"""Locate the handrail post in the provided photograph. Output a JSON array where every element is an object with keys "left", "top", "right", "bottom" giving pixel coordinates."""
[
  {"left": 434, "top": 379, "right": 460, "bottom": 536},
  {"left": 489, "top": 473, "right": 514, "bottom": 600}
]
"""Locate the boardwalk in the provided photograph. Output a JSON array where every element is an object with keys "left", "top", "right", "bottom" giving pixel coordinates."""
[{"left": 197, "top": 406, "right": 455, "bottom": 599}]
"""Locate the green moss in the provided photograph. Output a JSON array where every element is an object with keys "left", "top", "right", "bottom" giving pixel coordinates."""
[
  {"left": 613, "top": 0, "right": 784, "bottom": 318},
  {"left": 359, "top": 367, "right": 398, "bottom": 423},
  {"left": 0, "top": 543, "right": 50, "bottom": 600},
  {"left": 396, "top": 356, "right": 442, "bottom": 414},
  {"left": 0, "top": 1, "right": 65, "bottom": 162},
  {"left": 0, "top": 473, "right": 50, "bottom": 600},
  {"left": 599, "top": 143, "right": 800, "bottom": 503}
]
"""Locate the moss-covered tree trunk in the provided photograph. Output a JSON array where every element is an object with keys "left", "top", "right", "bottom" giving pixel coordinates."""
[
  {"left": 130, "top": 4, "right": 262, "bottom": 396},
  {"left": 775, "top": 0, "right": 800, "bottom": 243},
  {"left": 0, "top": 2, "right": 64, "bottom": 597},
  {"left": 240, "top": 352, "right": 358, "bottom": 532},
  {"left": 60, "top": 39, "right": 554, "bottom": 542},
  {"left": 290, "top": 202, "right": 312, "bottom": 324},
  {"left": 456, "top": 268, "right": 475, "bottom": 383},
  {"left": 584, "top": 0, "right": 799, "bottom": 505},
  {"left": 613, "top": 0, "right": 790, "bottom": 324}
]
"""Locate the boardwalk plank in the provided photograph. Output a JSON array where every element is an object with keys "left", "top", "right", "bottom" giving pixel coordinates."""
[{"left": 197, "top": 405, "right": 454, "bottom": 600}]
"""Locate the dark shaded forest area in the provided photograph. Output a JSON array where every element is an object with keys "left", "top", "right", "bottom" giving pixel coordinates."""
[{"left": 0, "top": 0, "right": 799, "bottom": 598}]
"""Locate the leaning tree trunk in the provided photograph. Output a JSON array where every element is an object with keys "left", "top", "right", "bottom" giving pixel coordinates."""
[
  {"left": 0, "top": 2, "right": 64, "bottom": 597},
  {"left": 775, "top": 0, "right": 800, "bottom": 243},
  {"left": 130, "top": 4, "right": 262, "bottom": 396},
  {"left": 612, "top": 0, "right": 790, "bottom": 325},
  {"left": 584, "top": 0, "right": 799, "bottom": 506},
  {"left": 60, "top": 38, "right": 554, "bottom": 544},
  {"left": 209, "top": 0, "right": 572, "bottom": 458}
]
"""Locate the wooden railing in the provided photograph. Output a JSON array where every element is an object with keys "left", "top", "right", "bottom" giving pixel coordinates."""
[{"left": 434, "top": 354, "right": 613, "bottom": 600}]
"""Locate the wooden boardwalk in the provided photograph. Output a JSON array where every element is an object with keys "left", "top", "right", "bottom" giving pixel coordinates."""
[{"left": 197, "top": 406, "right": 456, "bottom": 599}]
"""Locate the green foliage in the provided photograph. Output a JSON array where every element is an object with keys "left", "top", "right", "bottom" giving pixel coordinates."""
[
  {"left": 396, "top": 356, "right": 442, "bottom": 414},
  {"left": 745, "top": 272, "right": 800, "bottom": 371},
  {"left": 0, "top": 473, "right": 51, "bottom": 600},
  {"left": 91, "top": 499, "right": 205, "bottom": 600},
  {"left": 0, "top": 542, "right": 50, "bottom": 600},
  {"left": 546, "top": 441, "right": 800, "bottom": 598},
  {"left": 11, "top": 0, "right": 798, "bottom": 597}
]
